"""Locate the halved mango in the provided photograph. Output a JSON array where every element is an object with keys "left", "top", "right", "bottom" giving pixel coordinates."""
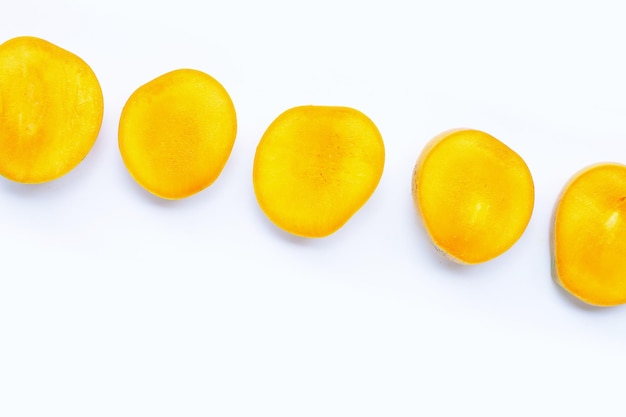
[
  {"left": 253, "top": 106, "right": 385, "bottom": 238},
  {"left": 412, "top": 129, "right": 534, "bottom": 264},
  {"left": 0, "top": 36, "right": 104, "bottom": 183},
  {"left": 118, "top": 69, "right": 237, "bottom": 199},
  {"left": 552, "top": 163, "right": 626, "bottom": 307}
]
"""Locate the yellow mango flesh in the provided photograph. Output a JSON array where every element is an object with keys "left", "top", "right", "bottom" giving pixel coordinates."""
[
  {"left": 0, "top": 36, "right": 104, "bottom": 183},
  {"left": 413, "top": 129, "right": 534, "bottom": 264},
  {"left": 118, "top": 69, "right": 237, "bottom": 199},
  {"left": 552, "top": 163, "right": 626, "bottom": 306},
  {"left": 253, "top": 106, "right": 385, "bottom": 238}
]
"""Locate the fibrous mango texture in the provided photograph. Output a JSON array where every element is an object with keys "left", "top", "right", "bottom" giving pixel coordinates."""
[
  {"left": 253, "top": 106, "right": 385, "bottom": 238},
  {"left": 0, "top": 36, "right": 104, "bottom": 183},
  {"left": 552, "top": 163, "right": 626, "bottom": 307},
  {"left": 118, "top": 69, "right": 237, "bottom": 199},
  {"left": 412, "top": 129, "right": 534, "bottom": 264}
]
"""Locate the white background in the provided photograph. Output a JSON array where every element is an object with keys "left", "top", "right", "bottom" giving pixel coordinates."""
[{"left": 1, "top": 0, "right": 626, "bottom": 415}]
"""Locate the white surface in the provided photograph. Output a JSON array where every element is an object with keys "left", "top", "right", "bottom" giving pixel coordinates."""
[{"left": 1, "top": 1, "right": 626, "bottom": 415}]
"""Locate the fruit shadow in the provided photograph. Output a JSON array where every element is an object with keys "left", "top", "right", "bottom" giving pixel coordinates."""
[
  {"left": 0, "top": 158, "right": 94, "bottom": 199},
  {"left": 410, "top": 208, "right": 475, "bottom": 276},
  {"left": 251, "top": 202, "right": 327, "bottom": 248},
  {"left": 117, "top": 164, "right": 215, "bottom": 210},
  {"left": 548, "top": 260, "right": 616, "bottom": 313},
  {"left": 0, "top": 179, "right": 58, "bottom": 198}
]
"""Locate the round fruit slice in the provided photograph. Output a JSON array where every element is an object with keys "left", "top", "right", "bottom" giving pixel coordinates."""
[
  {"left": 0, "top": 36, "right": 104, "bottom": 183},
  {"left": 253, "top": 105, "right": 385, "bottom": 238},
  {"left": 552, "top": 163, "right": 626, "bottom": 306},
  {"left": 412, "top": 129, "right": 534, "bottom": 264},
  {"left": 119, "top": 69, "right": 237, "bottom": 199}
]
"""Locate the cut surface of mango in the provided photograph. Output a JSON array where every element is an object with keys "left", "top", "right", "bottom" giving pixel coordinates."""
[
  {"left": 253, "top": 106, "right": 385, "bottom": 238},
  {"left": 413, "top": 129, "right": 534, "bottom": 264},
  {"left": 552, "top": 163, "right": 626, "bottom": 306},
  {"left": 118, "top": 69, "right": 237, "bottom": 199},
  {"left": 0, "top": 36, "right": 104, "bottom": 183}
]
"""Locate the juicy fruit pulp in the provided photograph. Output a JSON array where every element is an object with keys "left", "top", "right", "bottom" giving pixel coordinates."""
[
  {"left": 253, "top": 106, "right": 385, "bottom": 238},
  {"left": 0, "top": 36, "right": 104, "bottom": 183},
  {"left": 118, "top": 69, "right": 237, "bottom": 199},
  {"left": 552, "top": 163, "right": 626, "bottom": 307},
  {"left": 413, "top": 129, "right": 534, "bottom": 264}
]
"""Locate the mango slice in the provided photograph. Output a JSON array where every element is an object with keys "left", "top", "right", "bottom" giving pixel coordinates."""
[
  {"left": 253, "top": 105, "right": 385, "bottom": 238},
  {"left": 118, "top": 69, "right": 237, "bottom": 199},
  {"left": 552, "top": 163, "right": 626, "bottom": 306},
  {"left": 412, "top": 129, "right": 534, "bottom": 264},
  {"left": 0, "top": 36, "right": 104, "bottom": 183}
]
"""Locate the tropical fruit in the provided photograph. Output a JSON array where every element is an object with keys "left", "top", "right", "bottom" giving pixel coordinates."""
[
  {"left": 0, "top": 36, "right": 104, "bottom": 183},
  {"left": 412, "top": 129, "right": 534, "bottom": 264},
  {"left": 119, "top": 69, "right": 237, "bottom": 199},
  {"left": 253, "top": 105, "right": 385, "bottom": 238},
  {"left": 552, "top": 163, "right": 626, "bottom": 306}
]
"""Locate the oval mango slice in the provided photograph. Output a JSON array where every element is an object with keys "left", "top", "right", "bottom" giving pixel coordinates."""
[
  {"left": 118, "top": 69, "right": 237, "bottom": 199},
  {"left": 412, "top": 129, "right": 534, "bottom": 264},
  {"left": 253, "top": 105, "right": 385, "bottom": 238},
  {"left": 552, "top": 163, "right": 626, "bottom": 306},
  {"left": 0, "top": 36, "right": 104, "bottom": 183}
]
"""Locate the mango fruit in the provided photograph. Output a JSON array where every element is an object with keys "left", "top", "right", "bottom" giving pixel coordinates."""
[
  {"left": 412, "top": 129, "right": 534, "bottom": 264},
  {"left": 253, "top": 105, "right": 385, "bottom": 238},
  {"left": 0, "top": 36, "right": 104, "bottom": 183},
  {"left": 552, "top": 163, "right": 626, "bottom": 306},
  {"left": 118, "top": 69, "right": 237, "bottom": 199}
]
